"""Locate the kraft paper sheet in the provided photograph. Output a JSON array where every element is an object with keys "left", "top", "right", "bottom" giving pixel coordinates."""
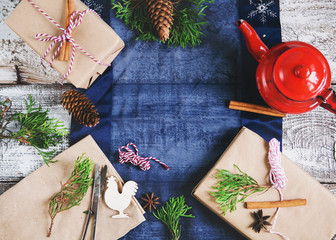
[
  {"left": 192, "top": 127, "right": 336, "bottom": 240},
  {"left": 0, "top": 135, "right": 145, "bottom": 240},
  {"left": 5, "top": 0, "right": 124, "bottom": 88}
]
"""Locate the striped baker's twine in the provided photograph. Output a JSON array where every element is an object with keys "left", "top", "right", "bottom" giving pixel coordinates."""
[
  {"left": 268, "top": 138, "right": 289, "bottom": 240},
  {"left": 27, "top": 0, "right": 110, "bottom": 86},
  {"left": 118, "top": 143, "right": 170, "bottom": 171},
  {"left": 269, "top": 138, "right": 288, "bottom": 189}
]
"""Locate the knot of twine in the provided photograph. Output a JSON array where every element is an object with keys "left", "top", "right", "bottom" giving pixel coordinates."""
[
  {"left": 118, "top": 143, "right": 170, "bottom": 171},
  {"left": 27, "top": 0, "right": 110, "bottom": 86},
  {"left": 268, "top": 138, "right": 289, "bottom": 240}
]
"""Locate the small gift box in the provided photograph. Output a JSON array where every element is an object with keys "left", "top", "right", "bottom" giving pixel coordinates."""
[
  {"left": 0, "top": 135, "right": 145, "bottom": 239},
  {"left": 192, "top": 127, "right": 336, "bottom": 240},
  {"left": 5, "top": 0, "right": 124, "bottom": 88}
]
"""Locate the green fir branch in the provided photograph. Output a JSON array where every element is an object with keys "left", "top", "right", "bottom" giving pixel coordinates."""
[
  {"left": 0, "top": 95, "right": 68, "bottom": 165},
  {"left": 35, "top": 148, "right": 58, "bottom": 165},
  {"left": 210, "top": 164, "right": 267, "bottom": 215},
  {"left": 111, "top": 0, "right": 214, "bottom": 48},
  {"left": 47, "top": 154, "right": 94, "bottom": 237},
  {"left": 153, "top": 195, "right": 194, "bottom": 240}
]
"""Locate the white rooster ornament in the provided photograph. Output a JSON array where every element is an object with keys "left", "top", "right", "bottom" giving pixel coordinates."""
[{"left": 104, "top": 176, "right": 138, "bottom": 218}]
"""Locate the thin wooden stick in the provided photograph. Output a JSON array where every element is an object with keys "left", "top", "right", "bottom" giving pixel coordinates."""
[
  {"left": 245, "top": 199, "right": 307, "bottom": 209},
  {"left": 59, "top": 0, "right": 74, "bottom": 61},
  {"left": 229, "top": 100, "right": 287, "bottom": 118},
  {"left": 59, "top": 0, "right": 69, "bottom": 61},
  {"left": 64, "top": 0, "right": 74, "bottom": 60}
]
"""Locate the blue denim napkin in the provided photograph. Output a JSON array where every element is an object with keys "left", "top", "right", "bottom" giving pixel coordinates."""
[{"left": 70, "top": 0, "right": 282, "bottom": 239}]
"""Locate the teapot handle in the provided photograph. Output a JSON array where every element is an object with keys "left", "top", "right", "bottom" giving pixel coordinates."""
[{"left": 320, "top": 89, "right": 336, "bottom": 114}]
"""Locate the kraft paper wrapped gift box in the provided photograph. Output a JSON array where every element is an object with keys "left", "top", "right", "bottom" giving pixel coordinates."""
[
  {"left": 0, "top": 135, "right": 145, "bottom": 240},
  {"left": 192, "top": 127, "right": 336, "bottom": 240},
  {"left": 5, "top": 0, "right": 124, "bottom": 89}
]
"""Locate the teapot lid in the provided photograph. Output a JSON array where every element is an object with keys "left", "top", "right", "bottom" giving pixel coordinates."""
[{"left": 273, "top": 46, "right": 331, "bottom": 101}]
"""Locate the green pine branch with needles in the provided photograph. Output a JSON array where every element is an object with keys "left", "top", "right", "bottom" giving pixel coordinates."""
[
  {"left": 154, "top": 195, "right": 194, "bottom": 240},
  {"left": 0, "top": 95, "right": 68, "bottom": 165},
  {"left": 210, "top": 164, "right": 267, "bottom": 215},
  {"left": 47, "top": 154, "right": 94, "bottom": 237},
  {"left": 112, "top": 0, "right": 214, "bottom": 48}
]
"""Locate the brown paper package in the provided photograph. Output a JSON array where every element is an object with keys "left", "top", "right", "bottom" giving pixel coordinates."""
[
  {"left": 5, "top": 0, "right": 125, "bottom": 89},
  {"left": 192, "top": 127, "right": 336, "bottom": 240},
  {"left": 0, "top": 135, "right": 145, "bottom": 240}
]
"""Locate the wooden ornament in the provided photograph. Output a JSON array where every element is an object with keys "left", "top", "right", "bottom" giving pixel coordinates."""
[{"left": 104, "top": 176, "right": 138, "bottom": 218}]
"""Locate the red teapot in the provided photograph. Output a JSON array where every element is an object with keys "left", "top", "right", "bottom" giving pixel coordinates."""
[{"left": 236, "top": 19, "right": 336, "bottom": 114}]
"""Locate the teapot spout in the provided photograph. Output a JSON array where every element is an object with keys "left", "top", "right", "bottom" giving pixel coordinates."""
[{"left": 236, "top": 19, "right": 268, "bottom": 62}]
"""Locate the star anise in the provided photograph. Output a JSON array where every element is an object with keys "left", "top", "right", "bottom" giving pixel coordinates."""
[
  {"left": 251, "top": 209, "right": 272, "bottom": 233},
  {"left": 141, "top": 193, "right": 160, "bottom": 212}
]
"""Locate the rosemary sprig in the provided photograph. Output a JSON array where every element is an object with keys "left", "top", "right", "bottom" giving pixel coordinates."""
[
  {"left": 0, "top": 95, "right": 68, "bottom": 165},
  {"left": 153, "top": 195, "right": 194, "bottom": 240},
  {"left": 47, "top": 154, "right": 94, "bottom": 237},
  {"left": 210, "top": 164, "right": 267, "bottom": 215},
  {"left": 111, "top": 0, "right": 214, "bottom": 48}
]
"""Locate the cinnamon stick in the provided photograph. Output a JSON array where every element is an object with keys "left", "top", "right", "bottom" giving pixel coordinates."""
[
  {"left": 65, "top": 0, "right": 74, "bottom": 60},
  {"left": 245, "top": 199, "right": 307, "bottom": 209},
  {"left": 229, "top": 100, "right": 287, "bottom": 118},
  {"left": 59, "top": 0, "right": 69, "bottom": 61},
  {"left": 59, "top": 0, "right": 74, "bottom": 61}
]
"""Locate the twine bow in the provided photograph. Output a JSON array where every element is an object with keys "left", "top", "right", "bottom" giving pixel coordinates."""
[
  {"left": 118, "top": 143, "right": 170, "bottom": 171},
  {"left": 27, "top": 0, "right": 110, "bottom": 86}
]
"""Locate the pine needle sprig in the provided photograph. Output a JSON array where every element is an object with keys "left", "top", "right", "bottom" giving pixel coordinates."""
[
  {"left": 112, "top": 0, "right": 157, "bottom": 41},
  {"left": 169, "top": 0, "right": 212, "bottom": 48},
  {"left": 0, "top": 95, "right": 68, "bottom": 165},
  {"left": 210, "top": 164, "right": 267, "bottom": 215},
  {"left": 47, "top": 154, "right": 94, "bottom": 237},
  {"left": 153, "top": 195, "right": 194, "bottom": 240},
  {"left": 111, "top": 0, "right": 214, "bottom": 48}
]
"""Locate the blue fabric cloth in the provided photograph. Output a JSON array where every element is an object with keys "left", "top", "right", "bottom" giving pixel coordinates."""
[
  {"left": 69, "top": 67, "right": 113, "bottom": 157},
  {"left": 70, "top": 0, "right": 282, "bottom": 239},
  {"left": 238, "top": 0, "right": 282, "bottom": 143}
]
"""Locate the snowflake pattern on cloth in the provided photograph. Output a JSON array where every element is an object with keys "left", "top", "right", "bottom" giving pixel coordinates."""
[
  {"left": 247, "top": 0, "right": 277, "bottom": 24},
  {"left": 83, "top": 0, "right": 103, "bottom": 15}
]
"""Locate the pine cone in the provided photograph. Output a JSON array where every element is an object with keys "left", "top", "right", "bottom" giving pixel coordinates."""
[
  {"left": 147, "top": 0, "right": 174, "bottom": 41},
  {"left": 61, "top": 90, "right": 99, "bottom": 127}
]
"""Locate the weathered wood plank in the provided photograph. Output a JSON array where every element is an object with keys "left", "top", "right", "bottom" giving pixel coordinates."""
[
  {"left": 0, "top": 66, "right": 17, "bottom": 84},
  {"left": 283, "top": 107, "right": 336, "bottom": 183},
  {"left": 0, "top": 182, "right": 17, "bottom": 195},
  {"left": 0, "top": 0, "right": 60, "bottom": 84},
  {"left": 0, "top": 65, "right": 66, "bottom": 84},
  {"left": 324, "top": 183, "right": 336, "bottom": 196},
  {"left": 280, "top": 0, "right": 336, "bottom": 83},
  {"left": 0, "top": 85, "right": 71, "bottom": 181},
  {"left": 280, "top": 0, "right": 336, "bottom": 184}
]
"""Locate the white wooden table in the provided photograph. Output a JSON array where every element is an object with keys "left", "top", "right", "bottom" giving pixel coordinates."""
[{"left": 0, "top": 0, "right": 335, "bottom": 238}]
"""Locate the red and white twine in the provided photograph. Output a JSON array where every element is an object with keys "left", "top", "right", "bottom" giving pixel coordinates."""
[
  {"left": 27, "top": 0, "right": 110, "bottom": 86},
  {"left": 268, "top": 138, "right": 289, "bottom": 240},
  {"left": 118, "top": 143, "right": 170, "bottom": 171}
]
